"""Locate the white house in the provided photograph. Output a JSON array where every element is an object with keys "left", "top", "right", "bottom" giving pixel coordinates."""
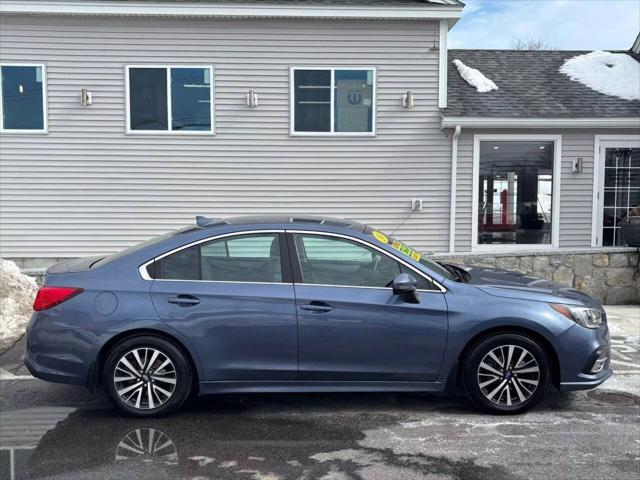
[{"left": 0, "top": 1, "right": 639, "bottom": 286}]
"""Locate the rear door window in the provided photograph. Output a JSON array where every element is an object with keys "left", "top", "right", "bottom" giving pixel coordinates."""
[{"left": 153, "top": 233, "right": 283, "bottom": 283}]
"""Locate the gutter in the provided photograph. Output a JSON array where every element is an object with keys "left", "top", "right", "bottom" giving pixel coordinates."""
[
  {"left": 0, "top": 1, "right": 464, "bottom": 20},
  {"left": 448, "top": 125, "right": 461, "bottom": 254},
  {"left": 441, "top": 117, "right": 640, "bottom": 129}
]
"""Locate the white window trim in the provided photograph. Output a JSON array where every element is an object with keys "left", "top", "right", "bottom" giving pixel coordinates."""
[
  {"left": 471, "top": 134, "right": 562, "bottom": 252},
  {"left": 125, "top": 64, "right": 215, "bottom": 135},
  {"left": 0, "top": 63, "right": 48, "bottom": 134},
  {"left": 591, "top": 134, "right": 640, "bottom": 247},
  {"left": 289, "top": 66, "right": 377, "bottom": 137}
]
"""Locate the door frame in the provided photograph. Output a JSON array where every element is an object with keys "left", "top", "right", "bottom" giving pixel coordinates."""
[{"left": 591, "top": 135, "right": 640, "bottom": 247}]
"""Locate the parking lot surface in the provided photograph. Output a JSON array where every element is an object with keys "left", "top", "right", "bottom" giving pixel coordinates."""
[{"left": 1, "top": 306, "right": 638, "bottom": 480}]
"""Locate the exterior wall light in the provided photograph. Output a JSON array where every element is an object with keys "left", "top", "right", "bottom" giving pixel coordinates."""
[
  {"left": 80, "top": 88, "right": 93, "bottom": 106},
  {"left": 573, "top": 157, "right": 583, "bottom": 173},
  {"left": 402, "top": 90, "right": 414, "bottom": 109},
  {"left": 246, "top": 90, "right": 258, "bottom": 108}
]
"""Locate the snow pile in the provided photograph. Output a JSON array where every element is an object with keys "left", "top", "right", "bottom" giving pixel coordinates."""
[
  {"left": 453, "top": 59, "right": 499, "bottom": 93},
  {"left": 559, "top": 51, "right": 640, "bottom": 101},
  {"left": 0, "top": 259, "right": 38, "bottom": 352}
]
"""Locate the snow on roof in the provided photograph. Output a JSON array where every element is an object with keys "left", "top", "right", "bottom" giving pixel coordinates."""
[
  {"left": 453, "top": 59, "right": 498, "bottom": 93},
  {"left": 559, "top": 51, "right": 640, "bottom": 102}
]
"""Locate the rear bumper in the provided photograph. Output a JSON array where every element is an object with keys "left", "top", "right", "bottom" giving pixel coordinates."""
[
  {"left": 23, "top": 349, "right": 87, "bottom": 387},
  {"left": 24, "top": 311, "right": 95, "bottom": 387}
]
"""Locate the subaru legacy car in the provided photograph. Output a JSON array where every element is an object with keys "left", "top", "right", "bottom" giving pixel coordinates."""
[{"left": 25, "top": 215, "right": 611, "bottom": 416}]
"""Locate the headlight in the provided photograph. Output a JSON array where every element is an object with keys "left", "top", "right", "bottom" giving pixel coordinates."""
[{"left": 550, "top": 304, "right": 604, "bottom": 329}]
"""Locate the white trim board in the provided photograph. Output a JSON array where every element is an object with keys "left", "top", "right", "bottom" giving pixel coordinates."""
[
  {"left": 591, "top": 135, "right": 640, "bottom": 247},
  {"left": 438, "top": 19, "right": 448, "bottom": 109},
  {"left": 471, "top": 134, "right": 562, "bottom": 253},
  {"left": 0, "top": 1, "right": 464, "bottom": 20},
  {"left": 441, "top": 117, "right": 640, "bottom": 129}
]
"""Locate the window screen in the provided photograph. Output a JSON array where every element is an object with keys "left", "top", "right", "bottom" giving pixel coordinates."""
[
  {"left": 1, "top": 65, "right": 45, "bottom": 131},
  {"left": 129, "top": 68, "right": 168, "bottom": 131},
  {"left": 155, "top": 234, "right": 283, "bottom": 283}
]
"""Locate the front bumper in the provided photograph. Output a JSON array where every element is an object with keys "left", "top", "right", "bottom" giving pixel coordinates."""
[
  {"left": 558, "top": 369, "right": 613, "bottom": 392},
  {"left": 556, "top": 320, "right": 612, "bottom": 392}
]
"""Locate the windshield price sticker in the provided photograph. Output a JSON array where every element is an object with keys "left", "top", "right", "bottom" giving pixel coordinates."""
[
  {"left": 371, "top": 231, "right": 421, "bottom": 262},
  {"left": 372, "top": 231, "right": 389, "bottom": 244}
]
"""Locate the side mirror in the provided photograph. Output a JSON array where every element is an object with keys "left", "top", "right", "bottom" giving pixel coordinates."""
[{"left": 392, "top": 273, "right": 420, "bottom": 303}]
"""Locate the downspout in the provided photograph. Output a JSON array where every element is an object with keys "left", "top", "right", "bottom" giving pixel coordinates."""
[{"left": 448, "top": 125, "right": 462, "bottom": 253}]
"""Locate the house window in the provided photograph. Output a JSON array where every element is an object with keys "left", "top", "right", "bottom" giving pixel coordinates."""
[
  {"left": 477, "top": 140, "right": 556, "bottom": 246},
  {"left": 0, "top": 64, "right": 47, "bottom": 132},
  {"left": 126, "top": 66, "right": 213, "bottom": 133},
  {"left": 291, "top": 67, "right": 375, "bottom": 135}
]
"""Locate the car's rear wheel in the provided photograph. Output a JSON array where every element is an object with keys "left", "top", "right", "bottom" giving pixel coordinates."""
[
  {"left": 104, "top": 335, "right": 192, "bottom": 417},
  {"left": 463, "top": 333, "right": 550, "bottom": 414}
]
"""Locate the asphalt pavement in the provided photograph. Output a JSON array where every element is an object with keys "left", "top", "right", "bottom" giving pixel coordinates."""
[{"left": 1, "top": 306, "right": 638, "bottom": 480}]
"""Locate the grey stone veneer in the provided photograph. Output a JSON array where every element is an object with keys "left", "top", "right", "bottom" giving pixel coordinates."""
[
  {"left": 7, "top": 247, "right": 640, "bottom": 305},
  {"left": 434, "top": 247, "right": 639, "bottom": 305}
]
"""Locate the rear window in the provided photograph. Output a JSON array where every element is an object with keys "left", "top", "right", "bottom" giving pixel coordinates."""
[{"left": 93, "top": 227, "right": 196, "bottom": 268}]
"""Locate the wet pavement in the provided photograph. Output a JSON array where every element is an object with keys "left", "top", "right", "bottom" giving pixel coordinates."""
[{"left": 1, "top": 306, "right": 638, "bottom": 480}]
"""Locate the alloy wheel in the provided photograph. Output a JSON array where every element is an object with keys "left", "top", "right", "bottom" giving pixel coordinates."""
[
  {"left": 476, "top": 344, "right": 540, "bottom": 407},
  {"left": 113, "top": 348, "right": 177, "bottom": 410}
]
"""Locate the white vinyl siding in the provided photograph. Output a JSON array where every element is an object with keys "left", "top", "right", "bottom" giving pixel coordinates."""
[{"left": 0, "top": 15, "right": 449, "bottom": 258}]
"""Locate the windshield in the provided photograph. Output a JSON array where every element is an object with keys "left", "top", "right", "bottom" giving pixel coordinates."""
[
  {"left": 364, "top": 227, "right": 457, "bottom": 282},
  {"left": 92, "top": 227, "right": 196, "bottom": 268}
]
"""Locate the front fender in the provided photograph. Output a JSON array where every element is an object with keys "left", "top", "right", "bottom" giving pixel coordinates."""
[{"left": 439, "top": 289, "right": 572, "bottom": 382}]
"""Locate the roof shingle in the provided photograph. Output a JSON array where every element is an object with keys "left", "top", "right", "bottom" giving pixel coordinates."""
[{"left": 443, "top": 50, "right": 640, "bottom": 118}]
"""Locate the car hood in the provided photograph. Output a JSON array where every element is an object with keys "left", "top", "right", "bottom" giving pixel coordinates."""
[{"left": 454, "top": 264, "right": 600, "bottom": 308}]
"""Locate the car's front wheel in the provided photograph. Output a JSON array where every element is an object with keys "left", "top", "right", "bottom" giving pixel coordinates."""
[
  {"left": 463, "top": 333, "right": 550, "bottom": 414},
  {"left": 104, "top": 335, "right": 193, "bottom": 417}
]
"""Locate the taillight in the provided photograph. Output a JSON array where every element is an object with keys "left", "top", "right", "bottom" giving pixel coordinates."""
[{"left": 33, "top": 287, "right": 84, "bottom": 311}]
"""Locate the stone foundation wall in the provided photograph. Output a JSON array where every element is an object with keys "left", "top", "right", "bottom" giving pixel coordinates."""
[{"left": 434, "top": 248, "right": 640, "bottom": 305}]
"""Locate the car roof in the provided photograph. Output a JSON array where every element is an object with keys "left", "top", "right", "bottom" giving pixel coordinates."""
[{"left": 196, "top": 214, "right": 368, "bottom": 232}]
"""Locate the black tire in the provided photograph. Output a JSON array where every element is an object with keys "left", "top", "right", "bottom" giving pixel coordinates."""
[
  {"left": 463, "top": 333, "right": 550, "bottom": 414},
  {"left": 103, "top": 335, "right": 193, "bottom": 417}
]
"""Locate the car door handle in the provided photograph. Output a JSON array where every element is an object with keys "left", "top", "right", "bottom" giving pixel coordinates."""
[
  {"left": 168, "top": 295, "right": 201, "bottom": 307},
  {"left": 300, "top": 302, "right": 332, "bottom": 313}
]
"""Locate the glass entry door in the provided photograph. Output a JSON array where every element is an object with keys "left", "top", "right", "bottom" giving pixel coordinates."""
[{"left": 598, "top": 144, "right": 640, "bottom": 246}]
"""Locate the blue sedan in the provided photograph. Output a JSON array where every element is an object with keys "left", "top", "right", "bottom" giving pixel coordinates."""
[{"left": 25, "top": 215, "right": 612, "bottom": 416}]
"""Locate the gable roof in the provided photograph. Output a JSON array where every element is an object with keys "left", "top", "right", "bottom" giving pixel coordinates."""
[{"left": 442, "top": 50, "right": 640, "bottom": 125}]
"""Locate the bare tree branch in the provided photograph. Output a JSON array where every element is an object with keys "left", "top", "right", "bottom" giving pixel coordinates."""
[{"left": 510, "top": 38, "right": 555, "bottom": 51}]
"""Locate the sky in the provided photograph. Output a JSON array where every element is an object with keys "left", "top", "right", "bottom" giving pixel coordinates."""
[{"left": 449, "top": 0, "right": 640, "bottom": 50}]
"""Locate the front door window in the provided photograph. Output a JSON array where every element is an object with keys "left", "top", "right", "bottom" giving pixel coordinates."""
[{"left": 602, "top": 147, "right": 640, "bottom": 246}]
